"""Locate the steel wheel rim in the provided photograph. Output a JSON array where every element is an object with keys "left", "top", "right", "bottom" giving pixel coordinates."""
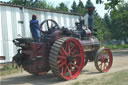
[
  {"left": 57, "top": 38, "right": 84, "bottom": 80},
  {"left": 96, "top": 48, "right": 113, "bottom": 72}
]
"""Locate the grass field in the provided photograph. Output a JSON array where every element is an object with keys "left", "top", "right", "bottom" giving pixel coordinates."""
[
  {"left": 0, "top": 65, "right": 23, "bottom": 76},
  {"left": 72, "top": 69, "right": 128, "bottom": 85}
]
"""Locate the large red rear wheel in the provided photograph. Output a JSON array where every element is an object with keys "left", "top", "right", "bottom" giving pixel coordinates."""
[
  {"left": 94, "top": 48, "right": 113, "bottom": 72},
  {"left": 49, "top": 37, "right": 84, "bottom": 80}
]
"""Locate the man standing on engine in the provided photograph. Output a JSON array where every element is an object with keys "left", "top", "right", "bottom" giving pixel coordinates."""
[{"left": 30, "top": 14, "right": 40, "bottom": 42}]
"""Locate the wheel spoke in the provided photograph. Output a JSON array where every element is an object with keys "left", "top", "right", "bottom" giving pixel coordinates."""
[
  {"left": 70, "top": 44, "right": 75, "bottom": 52},
  {"left": 72, "top": 48, "right": 77, "bottom": 55},
  {"left": 61, "top": 46, "right": 68, "bottom": 56},
  {"left": 103, "top": 51, "right": 108, "bottom": 58},
  {"left": 73, "top": 54, "right": 81, "bottom": 58},
  {"left": 58, "top": 56, "right": 66, "bottom": 59},
  {"left": 50, "top": 23, "right": 55, "bottom": 28},
  {"left": 71, "top": 62, "right": 79, "bottom": 69},
  {"left": 108, "top": 58, "right": 110, "bottom": 63},
  {"left": 69, "top": 63, "right": 73, "bottom": 72},
  {"left": 47, "top": 21, "right": 50, "bottom": 30},
  {"left": 64, "top": 65, "right": 68, "bottom": 75},
  {"left": 67, "top": 66, "right": 72, "bottom": 77},
  {"left": 72, "top": 58, "right": 77, "bottom": 62},
  {"left": 98, "top": 63, "right": 102, "bottom": 67},
  {"left": 106, "top": 55, "right": 110, "bottom": 59},
  {"left": 65, "top": 41, "right": 68, "bottom": 51},
  {"left": 68, "top": 42, "right": 71, "bottom": 53},
  {"left": 104, "top": 50, "right": 107, "bottom": 55},
  {"left": 61, "top": 66, "right": 64, "bottom": 74},
  {"left": 98, "top": 54, "right": 102, "bottom": 60},
  {"left": 104, "top": 63, "right": 107, "bottom": 69},
  {"left": 59, "top": 49, "right": 64, "bottom": 56},
  {"left": 57, "top": 60, "right": 61, "bottom": 64},
  {"left": 57, "top": 56, "right": 66, "bottom": 64},
  {"left": 104, "top": 55, "right": 108, "bottom": 59},
  {"left": 103, "top": 63, "right": 106, "bottom": 70},
  {"left": 100, "top": 63, "right": 103, "bottom": 70},
  {"left": 72, "top": 57, "right": 79, "bottom": 64},
  {"left": 58, "top": 61, "right": 66, "bottom": 68}
]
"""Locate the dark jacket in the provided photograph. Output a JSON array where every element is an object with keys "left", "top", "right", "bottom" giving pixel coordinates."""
[{"left": 30, "top": 20, "right": 40, "bottom": 38}]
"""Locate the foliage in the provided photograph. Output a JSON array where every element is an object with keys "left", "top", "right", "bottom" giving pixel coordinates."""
[
  {"left": 93, "top": 0, "right": 127, "bottom": 42},
  {"left": 105, "top": 0, "right": 123, "bottom": 10},
  {"left": 86, "top": 0, "right": 94, "bottom": 8},
  {"left": 93, "top": 12, "right": 111, "bottom": 41},
  {"left": 77, "top": 0, "right": 87, "bottom": 14},
  {"left": 11, "top": 0, "right": 24, "bottom": 5},
  {"left": 11, "top": 0, "right": 47, "bottom": 8},
  {"left": 56, "top": 2, "right": 69, "bottom": 12},
  {"left": 104, "top": 2, "right": 128, "bottom": 42},
  {"left": 105, "top": 44, "right": 128, "bottom": 50},
  {"left": 71, "top": 0, "right": 87, "bottom": 15},
  {"left": 71, "top": 1, "right": 77, "bottom": 13},
  {"left": 32, "top": 0, "right": 47, "bottom": 8}
]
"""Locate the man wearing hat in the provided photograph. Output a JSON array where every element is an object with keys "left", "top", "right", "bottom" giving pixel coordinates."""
[{"left": 30, "top": 14, "right": 40, "bottom": 42}]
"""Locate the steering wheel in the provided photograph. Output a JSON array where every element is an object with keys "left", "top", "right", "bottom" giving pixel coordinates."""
[{"left": 40, "top": 19, "right": 59, "bottom": 33}]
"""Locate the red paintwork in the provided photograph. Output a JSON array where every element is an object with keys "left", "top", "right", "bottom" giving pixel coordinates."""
[
  {"left": 22, "top": 42, "right": 50, "bottom": 75},
  {"left": 20, "top": 30, "right": 63, "bottom": 74},
  {"left": 57, "top": 38, "right": 84, "bottom": 80},
  {"left": 97, "top": 48, "right": 113, "bottom": 72}
]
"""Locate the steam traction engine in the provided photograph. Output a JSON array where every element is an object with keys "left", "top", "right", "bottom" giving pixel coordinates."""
[{"left": 12, "top": 7, "right": 113, "bottom": 80}]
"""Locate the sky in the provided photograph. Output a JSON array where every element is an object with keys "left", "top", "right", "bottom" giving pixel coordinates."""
[
  {"left": 46, "top": 0, "right": 108, "bottom": 17},
  {"left": 0, "top": 0, "right": 125, "bottom": 18}
]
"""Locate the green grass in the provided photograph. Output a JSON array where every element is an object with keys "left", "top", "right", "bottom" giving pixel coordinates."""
[
  {"left": 104, "top": 44, "right": 128, "bottom": 50},
  {"left": 72, "top": 69, "right": 128, "bottom": 85},
  {"left": 0, "top": 64, "right": 23, "bottom": 76}
]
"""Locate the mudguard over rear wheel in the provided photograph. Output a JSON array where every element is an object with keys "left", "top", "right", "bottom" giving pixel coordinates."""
[
  {"left": 94, "top": 48, "right": 113, "bottom": 72},
  {"left": 49, "top": 37, "right": 84, "bottom": 80}
]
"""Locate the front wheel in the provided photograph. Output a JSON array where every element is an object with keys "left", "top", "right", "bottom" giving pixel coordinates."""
[{"left": 94, "top": 48, "right": 113, "bottom": 72}]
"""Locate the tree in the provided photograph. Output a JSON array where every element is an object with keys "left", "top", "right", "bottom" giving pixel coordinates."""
[
  {"left": 56, "top": 2, "right": 68, "bottom": 12},
  {"left": 11, "top": 0, "right": 47, "bottom": 8},
  {"left": 77, "top": 0, "right": 87, "bottom": 14},
  {"left": 105, "top": 0, "right": 123, "bottom": 10},
  {"left": 70, "top": 0, "right": 87, "bottom": 14},
  {"left": 96, "top": 0, "right": 103, "bottom": 4},
  {"left": 32, "top": 0, "right": 47, "bottom": 8},
  {"left": 94, "top": 12, "right": 111, "bottom": 41},
  {"left": 86, "top": 0, "right": 121, "bottom": 8},
  {"left": 85, "top": 0, "right": 94, "bottom": 8},
  {"left": 71, "top": 1, "right": 77, "bottom": 13},
  {"left": 104, "top": 2, "right": 128, "bottom": 42},
  {"left": 11, "top": 0, "right": 24, "bottom": 5},
  {"left": 78, "top": 0, "right": 84, "bottom": 8}
]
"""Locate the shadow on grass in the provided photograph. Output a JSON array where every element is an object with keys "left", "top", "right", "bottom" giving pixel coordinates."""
[
  {"left": 81, "top": 69, "right": 101, "bottom": 75},
  {"left": 1, "top": 72, "right": 64, "bottom": 85}
]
